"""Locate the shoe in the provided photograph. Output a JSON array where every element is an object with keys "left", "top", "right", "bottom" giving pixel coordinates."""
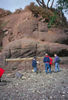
[
  {"left": 54, "top": 71, "right": 57, "bottom": 73},
  {"left": 46, "top": 72, "right": 48, "bottom": 74},
  {"left": 0, "top": 79, "right": 1, "bottom": 82},
  {"left": 49, "top": 72, "right": 52, "bottom": 74},
  {"left": 36, "top": 71, "right": 38, "bottom": 74},
  {"left": 58, "top": 70, "right": 60, "bottom": 72}
]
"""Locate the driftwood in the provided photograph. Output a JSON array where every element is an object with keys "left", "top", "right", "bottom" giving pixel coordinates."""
[
  {"left": 5, "top": 57, "right": 43, "bottom": 62},
  {"left": 6, "top": 57, "right": 33, "bottom": 62}
]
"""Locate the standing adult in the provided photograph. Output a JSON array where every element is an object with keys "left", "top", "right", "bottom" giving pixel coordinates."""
[
  {"left": 43, "top": 53, "right": 51, "bottom": 74},
  {"left": 54, "top": 54, "right": 60, "bottom": 72},
  {"left": 49, "top": 56, "right": 53, "bottom": 71}
]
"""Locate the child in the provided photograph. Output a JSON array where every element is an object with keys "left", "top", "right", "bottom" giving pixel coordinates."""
[{"left": 32, "top": 57, "right": 37, "bottom": 72}]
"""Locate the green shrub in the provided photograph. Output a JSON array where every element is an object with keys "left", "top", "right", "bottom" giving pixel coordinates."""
[
  {"left": 48, "top": 12, "right": 57, "bottom": 28},
  {"left": 25, "top": 2, "right": 53, "bottom": 19},
  {"left": 25, "top": 2, "right": 68, "bottom": 28}
]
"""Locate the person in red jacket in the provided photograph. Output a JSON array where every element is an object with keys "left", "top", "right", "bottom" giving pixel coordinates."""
[
  {"left": 49, "top": 57, "right": 53, "bottom": 71},
  {"left": 0, "top": 68, "right": 5, "bottom": 82}
]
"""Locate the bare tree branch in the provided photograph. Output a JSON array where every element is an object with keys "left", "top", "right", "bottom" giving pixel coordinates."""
[
  {"left": 47, "top": 0, "right": 50, "bottom": 8},
  {"left": 36, "top": 0, "right": 55, "bottom": 9},
  {"left": 36, "top": 0, "right": 46, "bottom": 8},
  {"left": 42, "top": 0, "right": 46, "bottom": 7},
  {"left": 36, "top": 0, "right": 43, "bottom": 7},
  {"left": 50, "top": 0, "right": 54, "bottom": 8}
]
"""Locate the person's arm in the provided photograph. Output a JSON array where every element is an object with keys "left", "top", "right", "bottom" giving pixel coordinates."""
[
  {"left": 34, "top": 59, "right": 37, "bottom": 64},
  {"left": 54, "top": 57, "right": 56, "bottom": 63},
  {"left": 43, "top": 57, "right": 45, "bottom": 63}
]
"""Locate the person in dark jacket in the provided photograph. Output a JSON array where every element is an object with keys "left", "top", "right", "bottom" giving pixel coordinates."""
[
  {"left": 43, "top": 53, "right": 51, "bottom": 74},
  {"left": 54, "top": 54, "right": 60, "bottom": 72},
  {"left": 32, "top": 57, "right": 37, "bottom": 72}
]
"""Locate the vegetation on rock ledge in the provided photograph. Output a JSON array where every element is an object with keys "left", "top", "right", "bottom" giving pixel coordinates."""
[{"left": 25, "top": 2, "right": 67, "bottom": 28}]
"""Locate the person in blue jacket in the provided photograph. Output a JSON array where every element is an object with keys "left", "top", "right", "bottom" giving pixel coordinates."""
[
  {"left": 32, "top": 57, "right": 37, "bottom": 72},
  {"left": 54, "top": 54, "right": 60, "bottom": 72},
  {"left": 43, "top": 53, "right": 51, "bottom": 74}
]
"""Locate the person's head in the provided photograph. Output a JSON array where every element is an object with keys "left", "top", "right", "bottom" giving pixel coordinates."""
[
  {"left": 33, "top": 56, "right": 36, "bottom": 60},
  {"left": 54, "top": 54, "right": 57, "bottom": 57},
  {"left": 45, "top": 53, "right": 48, "bottom": 56}
]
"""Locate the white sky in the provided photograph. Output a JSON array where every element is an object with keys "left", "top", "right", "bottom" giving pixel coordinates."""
[
  {"left": 0, "top": 0, "right": 68, "bottom": 20},
  {"left": 0, "top": 0, "right": 57, "bottom": 12}
]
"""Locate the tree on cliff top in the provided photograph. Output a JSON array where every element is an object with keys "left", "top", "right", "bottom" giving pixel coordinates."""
[
  {"left": 36, "top": 0, "right": 68, "bottom": 11},
  {"left": 25, "top": 0, "right": 68, "bottom": 27},
  {"left": 57, "top": 0, "right": 68, "bottom": 12},
  {"left": 35, "top": 0, "right": 68, "bottom": 24},
  {"left": 36, "top": 0, "right": 54, "bottom": 8}
]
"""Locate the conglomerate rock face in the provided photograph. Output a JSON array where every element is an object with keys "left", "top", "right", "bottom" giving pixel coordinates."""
[
  {"left": 0, "top": 9, "right": 68, "bottom": 65},
  {"left": 1, "top": 9, "right": 68, "bottom": 47},
  {"left": 3, "top": 38, "right": 68, "bottom": 58}
]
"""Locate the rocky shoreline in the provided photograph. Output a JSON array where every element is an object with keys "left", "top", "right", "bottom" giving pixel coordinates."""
[{"left": 0, "top": 68, "right": 68, "bottom": 100}]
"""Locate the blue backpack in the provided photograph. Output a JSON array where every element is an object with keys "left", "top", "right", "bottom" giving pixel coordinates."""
[
  {"left": 43, "top": 57, "right": 50, "bottom": 63},
  {"left": 56, "top": 57, "right": 60, "bottom": 63}
]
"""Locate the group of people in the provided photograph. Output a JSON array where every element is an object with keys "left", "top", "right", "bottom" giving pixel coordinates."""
[
  {"left": 0, "top": 53, "right": 60, "bottom": 82},
  {"left": 32, "top": 53, "right": 60, "bottom": 74}
]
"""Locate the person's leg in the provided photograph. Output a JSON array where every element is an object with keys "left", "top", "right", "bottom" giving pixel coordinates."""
[
  {"left": 49, "top": 64, "right": 51, "bottom": 72},
  {"left": 57, "top": 63, "right": 60, "bottom": 72},
  {"left": 34, "top": 66, "right": 37, "bottom": 72},
  {"left": 45, "top": 63, "right": 48, "bottom": 74},
  {"left": 33, "top": 67, "right": 35, "bottom": 72},
  {"left": 48, "top": 64, "right": 51, "bottom": 73},
  {"left": 0, "top": 77, "right": 1, "bottom": 82},
  {"left": 55, "top": 63, "right": 58, "bottom": 72}
]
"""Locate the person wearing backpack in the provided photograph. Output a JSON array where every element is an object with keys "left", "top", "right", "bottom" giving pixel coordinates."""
[
  {"left": 43, "top": 53, "right": 51, "bottom": 74},
  {"left": 54, "top": 54, "right": 60, "bottom": 72}
]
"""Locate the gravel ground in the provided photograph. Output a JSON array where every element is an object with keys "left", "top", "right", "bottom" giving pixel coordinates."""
[{"left": 0, "top": 68, "right": 68, "bottom": 100}]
